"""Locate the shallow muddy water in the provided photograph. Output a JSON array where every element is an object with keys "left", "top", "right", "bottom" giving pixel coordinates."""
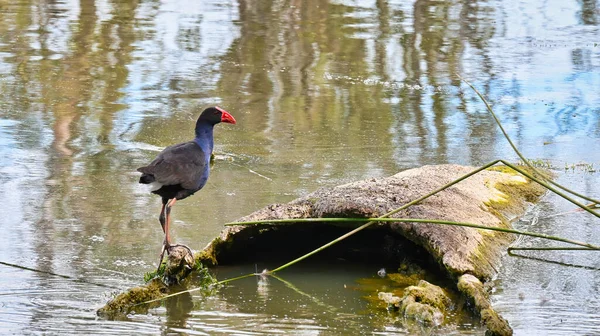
[{"left": 0, "top": 0, "right": 599, "bottom": 334}]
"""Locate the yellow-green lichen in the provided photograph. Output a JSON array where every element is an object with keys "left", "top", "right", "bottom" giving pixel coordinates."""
[
  {"left": 481, "top": 308, "right": 513, "bottom": 336},
  {"left": 375, "top": 280, "right": 452, "bottom": 325},
  {"left": 403, "top": 280, "right": 452, "bottom": 312},
  {"left": 194, "top": 247, "right": 218, "bottom": 267},
  {"left": 457, "top": 274, "right": 512, "bottom": 336},
  {"left": 387, "top": 273, "right": 422, "bottom": 287},
  {"left": 487, "top": 165, "right": 520, "bottom": 175},
  {"left": 484, "top": 165, "right": 549, "bottom": 218},
  {"left": 193, "top": 237, "right": 225, "bottom": 267},
  {"left": 400, "top": 296, "right": 444, "bottom": 325}
]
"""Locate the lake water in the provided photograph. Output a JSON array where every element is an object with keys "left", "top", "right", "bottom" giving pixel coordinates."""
[{"left": 0, "top": 0, "right": 599, "bottom": 334}]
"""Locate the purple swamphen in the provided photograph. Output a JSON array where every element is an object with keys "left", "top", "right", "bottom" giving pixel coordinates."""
[{"left": 137, "top": 106, "right": 236, "bottom": 268}]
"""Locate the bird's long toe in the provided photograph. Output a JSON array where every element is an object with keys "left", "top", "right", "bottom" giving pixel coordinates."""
[
  {"left": 156, "top": 242, "right": 169, "bottom": 273},
  {"left": 168, "top": 243, "right": 193, "bottom": 256}
]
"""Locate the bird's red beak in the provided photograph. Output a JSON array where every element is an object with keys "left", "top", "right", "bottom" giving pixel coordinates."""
[{"left": 216, "top": 106, "right": 236, "bottom": 124}]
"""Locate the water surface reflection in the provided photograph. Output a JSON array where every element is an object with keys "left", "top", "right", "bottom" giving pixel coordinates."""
[{"left": 0, "top": 0, "right": 599, "bottom": 334}]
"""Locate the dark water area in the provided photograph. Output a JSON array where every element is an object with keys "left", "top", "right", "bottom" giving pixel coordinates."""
[{"left": 0, "top": 0, "right": 599, "bottom": 334}]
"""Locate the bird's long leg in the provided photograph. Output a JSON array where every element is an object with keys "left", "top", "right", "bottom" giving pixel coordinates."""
[
  {"left": 156, "top": 244, "right": 167, "bottom": 274},
  {"left": 159, "top": 203, "right": 166, "bottom": 233},
  {"left": 156, "top": 202, "right": 169, "bottom": 274},
  {"left": 156, "top": 198, "right": 185, "bottom": 274},
  {"left": 164, "top": 198, "right": 177, "bottom": 249},
  {"left": 165, "top": 198, "right": 194, "bottom": 262}
]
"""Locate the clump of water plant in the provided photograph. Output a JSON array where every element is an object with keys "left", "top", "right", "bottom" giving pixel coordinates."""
[
  {"left": 522, "top": 158, "right": 555, "bottom": 169},
  {"left": 188, "top": 259, "right": 221, "bottom": 296},
  {"left": 144, "top": 262, "right": 166, "bottom": 283},
  {"left": 564, "top": 162, "right": 596, "bottom": 173},
  {"left": 99, "top": 259, "right": 219, "bottom": 317}
]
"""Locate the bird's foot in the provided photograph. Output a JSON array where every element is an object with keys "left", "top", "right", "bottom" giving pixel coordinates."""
[
  {"left": 163, "top": 243, "right": 195, "bottom": 285},
  {"left": 167, "top": 243, "right": 193, "bottom": 256}
]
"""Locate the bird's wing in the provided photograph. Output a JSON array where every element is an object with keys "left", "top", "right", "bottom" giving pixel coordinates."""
[{"left": 138, "top": 141, "right": 207, "bottom": 190}]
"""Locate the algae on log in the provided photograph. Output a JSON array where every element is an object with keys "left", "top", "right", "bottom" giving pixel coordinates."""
[
  {"left": 457, "top": 274, "right": 512, "bottom": 336},
  {"left": 380, "top": 280, "right": 452, "bottom": 326},
  {"left": 194, "top": 164, "right": 548, "bottom": 335},
  {"left": 97, "top": 278, "right": 166, "bottom": 318}
]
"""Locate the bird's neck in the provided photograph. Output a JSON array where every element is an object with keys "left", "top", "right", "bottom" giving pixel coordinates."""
[{"left": 194, "top": 123, "right": 214, "bottom": 160}]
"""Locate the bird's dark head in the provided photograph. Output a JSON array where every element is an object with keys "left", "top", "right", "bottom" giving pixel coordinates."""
[{"left": 197, "top": 106, "right": 236, "bottom": 126}]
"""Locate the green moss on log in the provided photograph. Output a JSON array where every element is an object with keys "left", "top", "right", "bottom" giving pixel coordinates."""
[
  {"left": 458, "top": 274, "right": 512, "bottom": 336},
  {"left": 194, "top": 237, "right": 225, "bottom": 267},
  {"left": 403, "top": 280, "right": 452, "bottom": 311},
  {"left": 97, "top": 278, "right": 166, "bottom": 318},
  {"left": 387, "top": 273, "right": 422, "bottom": 287},
  {"left": 378, "top": 280, "right": 451, "bottom": 326},
  {"left": 485, "top": 165, "right": 549, "bottom": 216},
  {"left": 400, "top": 296, "right": 444, "bottom": 325},
  {"left": 459, "top": 165, "right": 550, "bottom": 281},
  {"left": 481, "top": 308, "right": 513, "bottom": 336},
  {"left": 98, "top": 254, "right": 219, "bottom": 319}
]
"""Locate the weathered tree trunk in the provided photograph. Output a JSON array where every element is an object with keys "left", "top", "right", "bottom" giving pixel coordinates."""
[{"left": 196, "top": 164, "right": 547, "bottom": 335}]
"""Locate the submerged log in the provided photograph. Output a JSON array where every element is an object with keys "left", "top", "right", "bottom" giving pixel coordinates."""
[
  {"left": 100, "top": 164, "right": 548, "bottom": 335},
  {"left": 201, "top": 164, "right": 546, "bottom": 277},
  {"left": 195, "top": 164, "right": 548, "bottom": 335}
]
